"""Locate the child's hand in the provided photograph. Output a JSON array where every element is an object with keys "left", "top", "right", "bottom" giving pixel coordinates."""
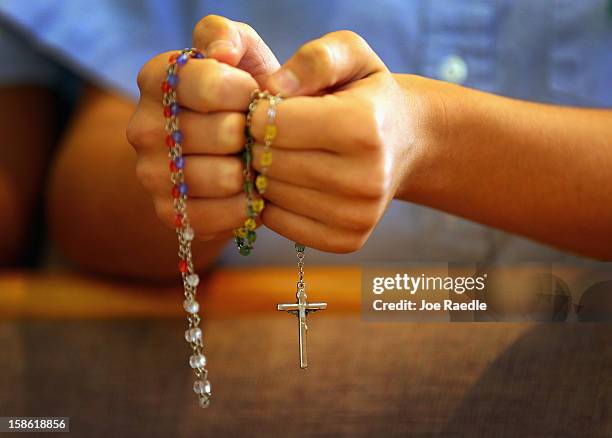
[{"left": 248, "top": 31, "right": 418, "bottom": 252}]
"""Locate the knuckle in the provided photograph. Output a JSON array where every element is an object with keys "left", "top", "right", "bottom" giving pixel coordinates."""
[
  {"left": 135, "top": 157, "right": 162, "bottom": 193},
  {"left": 195, "top": 59, "right": 223, "bottom": 111},
  {"left": 126, "top": 112, "right": 161, "bottom": 149},
  {"left": 219, "top": 113, "right": 246, "bottom": 151},
  {"left": 153, "top": 199, "right": 175, "bottom": 229},
  {"left": 297, "top": 40, "right": 335, "bottom": 77},
  {"left": 219, "top": 158, "right": 244, "bottom": 195},
  {"left": 336, "top": 202, "right": 379, "bottom": 231}
]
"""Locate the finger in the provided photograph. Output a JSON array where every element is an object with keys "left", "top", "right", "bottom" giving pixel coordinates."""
[
  {"left": 129, "top": 101, "right": 245, "bottom": 154},
  {"left": 262, "top": 178, "right": 380, "bottom": 231},
  {"left": 136, "top": 152, "right": 243, "bottom": 198},
  {"left": 261, "top": 203, "right": 368, "bottom": 254},
  {"left": 248, "top": 94, "right": 355, "bottom": 152},
  {"left": 193, "top": 15, "right": 280, "bottom": 84},
  {"left": 266, "top": 30, "right": 386, "bottom": 97},
  {"left": 154, "top": 192, "right": 253, "bottom": 235},
  {"left": 251, "top": 144, "right": 372, "bottom": 197},
  {"left": 138, "top": 51, "right": 257, "bottom": 112}
]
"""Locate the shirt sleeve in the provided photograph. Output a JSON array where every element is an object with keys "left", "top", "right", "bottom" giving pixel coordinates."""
[{"left": 0, "top": 24, "right": 63, "bottom": 88}]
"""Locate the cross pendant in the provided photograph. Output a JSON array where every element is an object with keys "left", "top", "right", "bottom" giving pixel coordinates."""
[{"left": 277, "top": 289, "right": 327, "bottom": 368}]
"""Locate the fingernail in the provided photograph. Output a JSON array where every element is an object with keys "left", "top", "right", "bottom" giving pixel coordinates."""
[
  {"left": 206, "top": 40, "right": 235, "bottom": 56},
  {"left": 268, "top": 69, "right": 300, "bottom": 95}
]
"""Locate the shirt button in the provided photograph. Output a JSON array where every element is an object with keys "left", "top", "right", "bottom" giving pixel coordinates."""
[{"left": 438, "top": 55, "right": 468, "bottom": 84}]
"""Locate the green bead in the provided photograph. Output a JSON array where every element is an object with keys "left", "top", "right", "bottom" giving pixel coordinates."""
[
  {"left": 244, "top": 181, "right": 253, "bottom": 194},
  {"left": 239, "top": 246, "right": 251, "bottom": 256},
  {"left": 246, "top": 206, "right": 256, "bottom": 217},
  {"left": 247, "top": 231, "right": 257, "bottom": 243},
  {"left": 235, "top": 236, "right": 245, "bottom": 247},
  {"left": 295, "top": 243, "right": 306, "bottom": 252}
]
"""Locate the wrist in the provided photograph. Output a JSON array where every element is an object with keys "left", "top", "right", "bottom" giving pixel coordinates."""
[{"left": 392, "top": 74, "right": 459, "bottom": 203}]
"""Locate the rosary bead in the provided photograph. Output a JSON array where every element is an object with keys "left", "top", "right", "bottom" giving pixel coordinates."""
[
  {"left": 264, "top": 125, "right": 277, "bottom": 142},
  {"left": 186, "top": 273, "right": 200, "bottom": 287},
  {"left": 243, "top": 181, "right": 253, "bottom": 194},
  {"left": 161, "top": 81, "right": 171, "bottom": 93},
  {"left": 185, "top": 327, "right": 202, "bottom": 343},
  {"left": 177, "top": 53, "right": 189, "bottom": 65},
  {"left": 189, "top": 353, "right": 207, "bottom": 369},
  {"left": 295, "top": 243, "right": 306, "bottom": 252},
  {"left": 247, "top": 231, "right": 257, "bottom": 243},
  {"left": 174, "top": 156, "right": 185, "bottom": 169},
  {"left": 234, "top": 227, "right": 247, "bottom": 238},
  {"left": 178, "top": 259, "right": 189, "bottom": 273},
  {"left": 163, "top": 105, "right": 172, "bottom": 117},
  {"left": 172, "top": 185, "right": 180, "bottom": 198},
  {"left": 255, "top": 175, "right": 268, "bottom": 192},
  {"left": 235, "top": 236, "right": 245, "bottom": 247},
  {"left": 168, "top": 53, "right": 179, "bottom": 63},
  {"left": 245, "top": 218, "right": 256, "bottom": 231},
  {"left": 261, "top": 150, "right": 273, "bottom": 167},
  {"left": 166, "top": 73, "right": 178, "bottom": 88},
  {"left": 174, "top": 214, "right": 184, "bottom": 227},
  {"left": 182, "top": 226, "right": 195, "bottom": 241},
  {"left": 183, "top": 299, "right": 200, "bottom": 314},
  {"left": 194, "top": 51, "right": 205, "bottom": 59},
  {"left": 165, "top": 134, "right": 175, "bottom": 147},
  {"left": 239, "top": 246, "right": 251, "bottom": 256},
  {"left": 179, "top": 182, "right": 188, "bottom": 196},
  {"left": 193, "top": 379, "right": 211, "bottom": 395},
  {"left": 170, "top": 103, "right": 180, "bottom": 115},
  {"left": 171, "top": 130, "right": 183, "bottom": 143},
  {"left": 169, "top": 161, "right": 179, "bottom": 173}
]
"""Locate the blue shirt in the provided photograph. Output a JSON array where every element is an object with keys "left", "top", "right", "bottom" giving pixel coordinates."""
[{"left": 1, "top": 0, "right": 610, "bottom": 265}]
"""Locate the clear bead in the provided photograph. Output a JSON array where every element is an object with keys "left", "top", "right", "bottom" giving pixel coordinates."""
[
  {"left": 189, "top": 353, "right": 206, "bottom": 369},
  {"left": 184, "top": 327, "right": 202, "bottom": 343},
  {"left": 186, "top": 274, "right": 200, "bottom": 287},
  {"left": 182, "top": 226, "right": 195, "bottom": 241},
  {"left": 183, "top": 299, "right": 199, "bottom": 314},
  {"left": 193, "top": 379, "right": 211, "bottom": 395}
]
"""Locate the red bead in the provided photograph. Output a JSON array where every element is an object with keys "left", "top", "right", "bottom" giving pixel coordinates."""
[
  {"left": 161, "top": 81, "right": 171, "bottom": 93},
  {"left": 169, "top": 161, "right": 178, "bottom": 173},
  {"left": 169, "top": 53, "right": 179, "bottom": 63},
  {"left": 174, "top": 213, "right": 183, "bottom": 227},
  {"left": 163, "top": 106, "right": 172, "bottom": 117},
  {"left": 178, "top": 259, "right": 188, "bottom": 273},
  {"left": 165, "top": 135, "right": 175, "bottom": 148},
  {"left": 172, "top": 185, "right": 180, "bottom": 198}
]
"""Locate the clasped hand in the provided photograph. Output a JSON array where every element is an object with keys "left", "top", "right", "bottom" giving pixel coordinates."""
[{"left": 128, "top": 15, "right": 420, "bottom": 253}]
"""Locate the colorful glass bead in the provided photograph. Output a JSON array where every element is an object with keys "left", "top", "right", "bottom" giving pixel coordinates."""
[
  {"left": 178, "top": 259, "right": 189, "bottom": 273},
  {"left": 264, "top": 125, "right": 277, "bottom": 142},
  {"left": 245, "top": 218, "right": 256, "bottom": 231},
  {"left": 252, "top": 199, "right": 265, "bottom": 214},
  {"left": 172, "top": 185, "right": 180, "bottom": 198},
  {"left": 177, "top": 53, "right": 189, "bottom": 65},
  {"left": 174, "top": 213, "right": 184, "bottom": 227},
  {"left": 261, "top": 150, "right": 273, "bottom": 167},
  {"left": 174, "top": 156, "right": 185, "bottom": 169},
  {"left": 172, "top": 130, "right": 183, "bottom": 143},
  {"left": 165, "top": 134, "right": 175, "bottom": 147},
  {"left": 167, "top": 73, "right": 178, "bottom": 88},
  {"left": 179, "top": 183, "right": 188, "bottom": 196},
  {"left": 234, "top": 227, "right": 247, "bottom": 238},
  {"left": 255, "top": 175, "right": 268, "bottom": 192}
]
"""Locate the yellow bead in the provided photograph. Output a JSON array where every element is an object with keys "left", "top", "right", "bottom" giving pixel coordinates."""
[
  {"left": 234, "top": 227, "right": 247, "bottom": 238},
  {"left": 264, "top": 125, "right": 277, "bottom": 142},
  {"left": 252, "top": 199, "right": 265, "bottom": 213},
  {"left": 261, "top": 150, "right": 272, "bottom": 167},
  {"left": 245, "top": 218, "right": 256, "bottom": 231},
  {"left": 255, "top": 175, "right": 268, "bottom": 192}
]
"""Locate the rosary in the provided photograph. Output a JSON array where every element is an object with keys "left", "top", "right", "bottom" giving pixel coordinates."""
[{"left": 162, "top": 48, "right": 327, "bottom": 408}]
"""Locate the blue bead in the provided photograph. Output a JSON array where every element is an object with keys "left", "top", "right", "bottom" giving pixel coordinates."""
[
  {"left": 194, "top": 52, "right": 205, "bottom": 59},
  {"left": 174, "top": 156, "right": 185, "bottom": 169},
  {"left": 171, "top": 103, "right": 180, "bottom": 115},
  {"left": 167, "top": 74, "right": 178, "bottom": 87},
  {"left": 172, "top": 130, "right": 183, "bottom": 143},
  {"left": 177, "top": 53, "right": 189, "bottom": 65},
  {"left": 179, "top": 183, "right": 188, "bottom": 195}
]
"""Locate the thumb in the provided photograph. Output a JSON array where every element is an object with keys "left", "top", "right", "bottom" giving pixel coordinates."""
[
  {"left": 266, "top": 30, "right": 387, "bottom": 97},
  {"left": 193, "top": 15, "right": 280, "bottom": 85}
]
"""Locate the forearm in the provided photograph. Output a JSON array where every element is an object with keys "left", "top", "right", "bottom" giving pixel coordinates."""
[
  {"left": 48, "top": 86, "right": 227, "bottom": 281},
  {"left": 395, "top": 74, "right": 612, "bottom": 259}
]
